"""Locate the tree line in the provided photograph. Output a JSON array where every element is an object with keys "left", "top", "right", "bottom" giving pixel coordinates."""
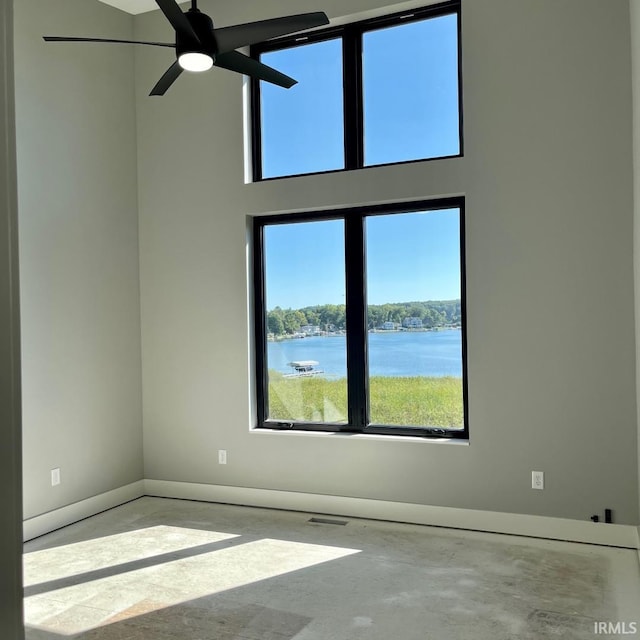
[{"left": 267, "top": 300, "right": 461, "bottom": 336}]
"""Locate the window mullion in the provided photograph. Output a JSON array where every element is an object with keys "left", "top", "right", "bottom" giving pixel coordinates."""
[
  {"left": 344, "top": 214, "right": 368, "bottom": 429},
  {"left": 250, "top": 73, "right": 263, "bottom": 182},
  {"left": 253, "top": 220, "right": 268, "bottom": 425},
  {"left": 342, "top": 27, "right": 363, "bottom": 170}
]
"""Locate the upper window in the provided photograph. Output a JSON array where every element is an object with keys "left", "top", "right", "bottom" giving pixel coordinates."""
[
  {"left": 259, "top": 38, "right": 345, "bottom": 178},
  {"left": 251, "top": 1, "right": 462, "bottom": 181},
  {"left": 253, "top": 198, "right": 468, "bottom": 438}
]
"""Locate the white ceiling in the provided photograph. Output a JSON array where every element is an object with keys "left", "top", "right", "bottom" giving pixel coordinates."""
[{"left": 97, "top": 0, "right": 189, "bottom": 15}]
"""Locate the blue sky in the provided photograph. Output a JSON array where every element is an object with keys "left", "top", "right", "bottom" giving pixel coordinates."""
[
  {"left": 260, "top": 13, "right": 460, "bottom": 310},
  {"left": 261, "top": 13, "right": 459, "bottom": 177},
  {"left": 264, "top": 209, "right": 461, "bottom": 309},
  {"left": 362, "top": 14, "right": 460, "bottom": 165}
]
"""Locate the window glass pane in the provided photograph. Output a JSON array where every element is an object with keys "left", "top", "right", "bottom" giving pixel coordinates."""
[
  {"left": 260, "top": 39, "right": 344, "bottom": 178},
  {"left": 362, "top": 13, "right": 460, "bottom": 166},
  {"left": 263, "top": 220, "right": 348, "bottom": 423},
  {"left": 365, "top": 209, "right": 464, "bottom": 429}
]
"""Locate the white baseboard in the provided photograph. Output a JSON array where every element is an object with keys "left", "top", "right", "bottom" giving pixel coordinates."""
[
  {"left": 23, "top": 481, "right": 145, "bottom": 542},
  {"left": 22, "top": 479, "right": 639, "bottom": 550},
  {"left": 144, "top": 479, "right": 640, "bottom": 549}
]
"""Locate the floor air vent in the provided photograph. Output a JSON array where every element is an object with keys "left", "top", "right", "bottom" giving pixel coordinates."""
[{"left": 308, "top": 517, "right": 348, "bottom": 526}]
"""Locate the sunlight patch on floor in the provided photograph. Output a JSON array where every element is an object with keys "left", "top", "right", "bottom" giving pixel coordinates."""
[
  {"left": 23, "top": 525, "right": 239, "bottom": 587},
  {"left": 24, "top": 526, "right": 361, "bottom": 636}
]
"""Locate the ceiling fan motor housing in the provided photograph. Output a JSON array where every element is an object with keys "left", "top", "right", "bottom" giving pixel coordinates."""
[{"left": 177, "top": 9, "right": 217, "bottom": 61}]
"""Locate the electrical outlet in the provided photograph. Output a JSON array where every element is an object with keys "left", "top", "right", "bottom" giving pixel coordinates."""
[
  {"left": 51, "top": 468, "right": 61, "bottom": 486},
  {"left": 532, "top": 470, "right": 544, "bottom": 490},
  {"left": 218, "top": 450, "right": 227, "bottom": 465}
]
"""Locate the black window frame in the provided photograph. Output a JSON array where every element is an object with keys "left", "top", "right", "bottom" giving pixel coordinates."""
[
  {"left": 253, "top": 197, "right": 468, "bottom": 439},
  {"left": 250, "top": 0, "right": 463, "bottom": 182}
]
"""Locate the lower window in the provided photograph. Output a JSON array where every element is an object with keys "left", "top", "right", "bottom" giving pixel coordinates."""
[{"left": 253, "top": 198, "right": 468, "bottom": 438}]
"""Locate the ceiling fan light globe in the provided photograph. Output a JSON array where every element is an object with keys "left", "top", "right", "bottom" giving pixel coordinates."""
[{"left": 178, "top": 52, "right": 213, "bottom": 72}]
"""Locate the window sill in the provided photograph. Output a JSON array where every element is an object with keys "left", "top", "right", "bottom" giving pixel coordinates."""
[
  {"left": 249, "top": 427, "right": 469, "bottom": 445},
  {"left": 252, "top": 152, "right": 463, "bottom": 184}
]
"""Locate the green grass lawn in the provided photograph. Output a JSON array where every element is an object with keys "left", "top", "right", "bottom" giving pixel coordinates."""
[{"left": 268, "top": 373, "right": 463, "bottom": 428}]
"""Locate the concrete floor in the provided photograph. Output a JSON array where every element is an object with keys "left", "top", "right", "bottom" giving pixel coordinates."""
[{"left": 23, "top": 497, "right": 640, "bottom": 639}]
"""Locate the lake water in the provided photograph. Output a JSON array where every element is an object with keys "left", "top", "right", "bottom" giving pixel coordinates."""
[{"left": 267, "top": 329, "right": 462, "bottom": 378}]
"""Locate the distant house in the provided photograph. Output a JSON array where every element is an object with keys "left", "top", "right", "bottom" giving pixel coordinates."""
[
  {"left": 381, "top": 321, "right": 397, "bottom": 330},
  {"left": 300, "top": 325, "right": 321, "bottom": 336},
  {"left": 402, "top": 317, "right": 423, "bottom": 329}
]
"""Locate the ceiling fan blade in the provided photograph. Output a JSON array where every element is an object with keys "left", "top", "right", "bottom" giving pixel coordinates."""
[
  {"left": 214, "top": 12, "right": 330, "bottom": 54},
  {"left": 150, "top": 60, "right": 183, "bottom": 96},
  {"left": 215, "top": 50, "right": 296, "bottom": 88},
  {"left": 155, "top": 0, "right": 200, "bottom": 45},
  {"left": 43, "top": 36, "right": 175, "bottom": 48}
]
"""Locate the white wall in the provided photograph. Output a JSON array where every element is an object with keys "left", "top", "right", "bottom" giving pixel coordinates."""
[
  {"left": 14, "top": 0, "right": 143, "bottom": 519},
  {"left": 135, "top": 0, "right": 639, "bottom": 524},
  {"left": 0, "top": 0, "right": 23, "bottom": 634}
]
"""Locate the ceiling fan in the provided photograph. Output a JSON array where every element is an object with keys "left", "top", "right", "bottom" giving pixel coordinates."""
[{"left": 44, "top": 0, "right": 329, "bottom": 96}]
